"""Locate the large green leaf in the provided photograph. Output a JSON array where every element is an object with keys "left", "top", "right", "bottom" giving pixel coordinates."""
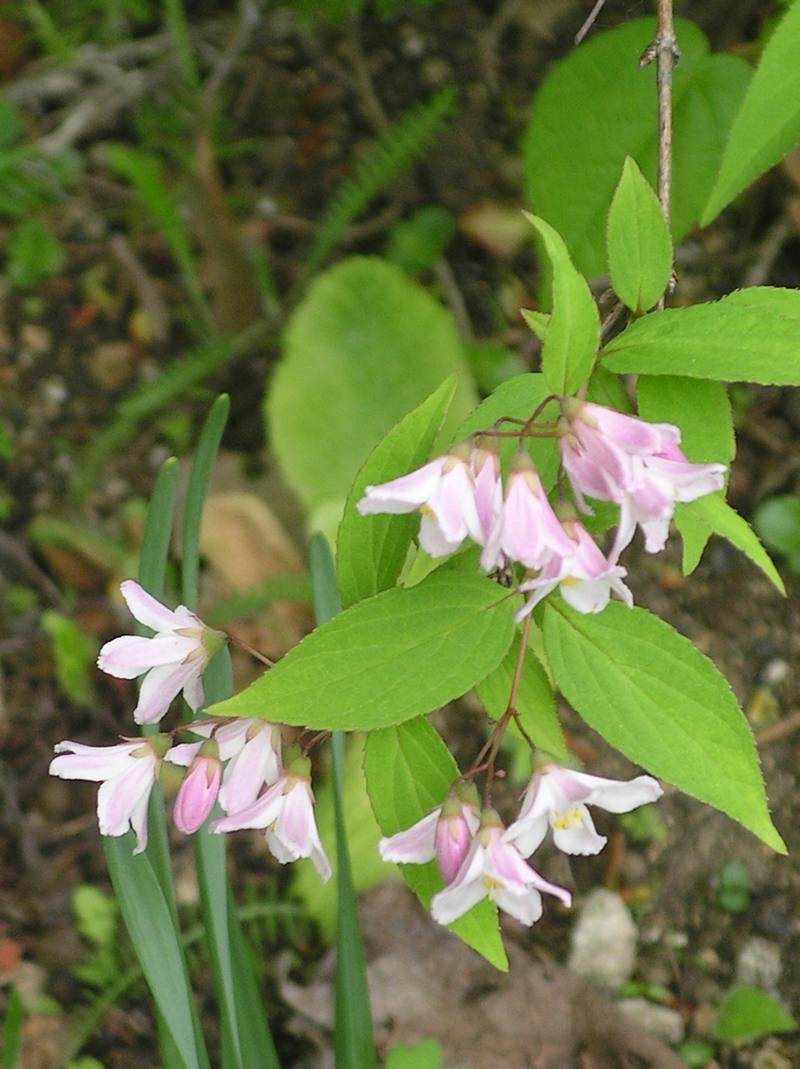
[
  {"left": 606, "top": 157, "right": 672, "bottom": 314},
  {"left": 209, "top": 573, "right": 516, "bottom": 731},
  {"left": 543, "top": 600, "right": 785, "bottom": 853},
  {"left": 523, "top": 18, "right": 750, "bottom": 276},
  {"left": 703, "top": 1, "right": 800, "bottom": 223},
  {"left": 267, "top": 257, "right": 476, "bottom": 523},
  {"left": 337, "top": 380, "right": 455, "bottom": 609},
  {"left": 714, "top": 985, "right": 798, "bottom": 1042},
  {"left": 474, "top": 644, "right": 567, "bottom": 761},
  {"left": 603, "top": 288, "right": 800, "bottom": 384},
  {"left": 454, "top": 373, "right": 560, "bottom": 489},
  {"left": 364, "top": 717, "right": 507, "bottom": 970},
  {"left": 523, "top": 212, "right": 599, "bottom": 395}
]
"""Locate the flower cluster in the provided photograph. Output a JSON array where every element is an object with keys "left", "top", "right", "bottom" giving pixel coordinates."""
[
  {"left": 379, "top": 767, "right": 662, "bottom": 927},
  {"left": 358, "top": 399, "right": 725, "bottom": 619},
  {"left": 49, "top": 582, "right": 330, "bottom": 880}
]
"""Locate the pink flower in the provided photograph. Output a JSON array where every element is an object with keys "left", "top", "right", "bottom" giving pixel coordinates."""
[
  {"left": 98, "top": 581, "right": 225, "bottom": 725},
  {"left": 357, "top": 448, "right": 482, "bottom": 557},
  {"left": 166, "top": 741, "right": 221, "bottom": 834},
  {"left": 185, "top": 718, "right": 282, "bottom": 816},
  {"left": 49, "top": 735, "right": 169, "bottom": 853},
  {"left": 431, "top": 810, "right": 571, "bottom": 927},
  {"left": 558, "top": 400, "right": 725, "bottom": 556},
  {"left": 504, "top": 765, "right": 663, "bottom": 858},
  {"left": 470, "top": 445, "right": 503, "bottom": 551},
  {"left": 480, "top": 452, "right": 574, "bottom": 571},
  {"left": 211, "top": 755, "right": 330, "bottom": 882},
  {"left": 516, "top": 518, "right": 632, "bottom": 619},
  {"left": 378, "top": 785, "right": 480, "bottom": 884}
]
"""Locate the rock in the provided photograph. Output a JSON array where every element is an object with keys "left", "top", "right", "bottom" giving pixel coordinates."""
[
  {"left": 85, "top": 340, "right": 135, "bottom": 390},
  {"left": 568, "top": 889, "right": 637, "bottom": 991},
  {"left": 617, "top": 998, "right": 685, "bottom": 1045},
  {"left": 735, "top": 936, "right": 782, "bottom": 991}
]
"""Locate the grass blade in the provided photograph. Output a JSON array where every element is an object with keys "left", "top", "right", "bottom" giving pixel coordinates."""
[
  {"left": 309, "top": 534, "right": 376, "bottom": 1069},
  {"left": 2, "top": 988, "right": 22, "bottom": 1069},
  {"left": 182, "top": 395, "right": 281, "bottom": 1069}
]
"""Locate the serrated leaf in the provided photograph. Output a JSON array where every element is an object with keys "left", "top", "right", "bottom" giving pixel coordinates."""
[
  {"left": 268, "top": 256, "right": 476, "bottom": 519},
  {"left": 337, "top": 380, "right": 455, "bottom": 609},
  {"left": 703, "top": 1, "right": 800, "bottom": 224},
  {"left": 521, "top": 308, "right": 549, "bottom": 341},
  {"left": 607, "top": 157, "right": 672, "bottom": 313},
  {"left": 523, "top": 212, "right": 599, "bottom": 395},
  {"left": 454, "top": 373, "right": 560, "bottom": 488},
  {"left": 523, "top": 18, "right": 750, "bottom": 277},
  {"left": 543, "top": 600, "right": 785, "bottom": 853},
  {"left": 676, "top": 493, "right": 785, "bottom": 593},
  {"left": 604, "top": 287, "right": 800, "bottom": 384},
  {"left": 209, "top": 573, "right": 516, "bottom": 731},
  {"left": 715, "top": 985, "right": 797, "bottom": 1042},
  {"left": 474, "top": 645, "right": 567, "bottom": 761},
  {"left": 364, "top": 717, "right": 507, "bottom": 970}
]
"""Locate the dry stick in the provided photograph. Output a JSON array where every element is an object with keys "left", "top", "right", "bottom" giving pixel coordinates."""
[
  {"left": 484, "top": 614, "right": 533, "bottom": 803},
  {"left": 574, "top": 0, "right": 608, "bottom": 45},
  {"left": 641, "top": 0, "right": 679, "bottom": 310},
  {"left": 228, "top": 633, "right": 275, "bottom": 667}
]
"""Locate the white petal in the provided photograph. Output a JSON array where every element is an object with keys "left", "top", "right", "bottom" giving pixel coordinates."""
[
  {"left": 219, "top": 731, "right": 280, "bottom": 814},
  {"left": 50, "top": 741, "right": 138, "bottom": 781},
  {"left": 418, "top": 512, "right": 462, "bottom": 557},
  {"left": 211, "top": 779, "right": 285, "bottom": 832},
  {"left": 97, "top": 757, "right": 156, "bottom": 838},
  {"left": 214, "top": 718, "right": 256, "bottom": 760},
  {"left": 164, "top": 742, "right": 203, "bottom": 767},
  {"left": 98, "top": 634, "right": 198, "bottom": 679},
  {"left": 492, "top": 887, "right": 543, "bottom": 926},
  {"left": 357, "top": 459, "right": 445, "bottom": 514},
  {"left": 378, "top": 810, "right": 439, "bottom": 865},
  {"left": 119, "top": 580, "right": 185, "bottom": 633},
  {"left": 430, "top": 877, "right": 487, "bottom": 925},
  {"left": 503, "top": 813, "right": 549, "bottom": 858},
  {"left": 581, "top": 772, "right": 663, "bottom": 813},
  {"left": 552, "top": 806, "right": 606, "bottom": 856},
  {"left": 133, "top": 661, "right": 200, "bottom": 725},
  {"left": 182, "top": 672, "right": 204, "bottom": 713},
  {"left": 129, "top": 789, "right": 152, "bottom": 853}
]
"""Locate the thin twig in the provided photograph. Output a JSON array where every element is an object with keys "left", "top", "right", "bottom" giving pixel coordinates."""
[
  {"left": 756, "top": 709, "right": 800, "bottom": 746},
  {"left": 640, "top": 0, "right": 679, "bottom": 310},
  {"left": 201, "top": 0, "right": 263, "bottom": 119},
  {"left": 228, "top": 633, "right": 275, "bottom": 667},
  {"left": 575, "top": 0, "right": 608, "bottom": 45}
]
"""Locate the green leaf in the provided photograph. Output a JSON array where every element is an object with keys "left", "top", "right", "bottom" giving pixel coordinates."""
[
  {"left": 3, "top": 988, "right": 23, "bottom": 1069},
  {"left": 384, "top": 206, "right": 455, "bottom": 275},
  {"left": 454, "top": 373, "right": 559, "bottom": 488},
  {"left": 41, "top": 611, "right": 96, "bottom": 705},
  {"left": 676, "top": 493, "right": 785, "bottom": 593},
  {"left": 181, "top": 395, "right": 230, "bottom": 609},
  {"left": 384, "top": 1039, "right": 443, "bottom": 1069},
  {"left": 523, "top": 17, "right": 750, "bottom": 277},
  {"left": 715, "top": 985, "right": 797, "bottom": 1042},
  {"left": 606, "top": 157, "right": 672, "bottom": 314},
  {"left": 103, "top": 838, "right": 207, "bottom": 1069},
  {"left": 210, "top": 573, "right": 516, "bottom": 731},
  {"left": 754, "top": 494, "right": 800, "bottom": 574},
  {"left": 586, "top": 366, "right": 632, "bottom": 413},
  {"left": 521, "top": 308, "right": 549, "bottom": 341},
  {"left": 6, "top": 218, "right": 65, "bottom": 288},
  {"left": 138, "top": 458, "right": 179, "bottom": 602},
  {"left": 364, "top": 717, "right": 507, "bottom": 970},
  {"left": 474, "top": 645, "right": 567, "bottom": 761},
  {"left": 603, "top": 288, "right": 800, "bottom": 384},
  {"left": 543, "top": 600, "right": 785, "bottom": 853},
  {"left": 309, "top": 534, "right": 376, "bottom": 1069},
  {"left": 268, "top": 257, "right": 476, "bottom": 521},
  {"left": 523, "top": 212, "right": 599, "bottom": 395},
  {"left": 337, "top": 380, "right": 455, "bottom": 609},
  {"left": 702, "top": 1, "right": 800, "bottom": 223}
]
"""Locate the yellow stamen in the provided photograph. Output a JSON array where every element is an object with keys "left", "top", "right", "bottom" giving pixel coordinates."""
[{"left": 551, "top": 807, "right": 583, "bottom": 830}]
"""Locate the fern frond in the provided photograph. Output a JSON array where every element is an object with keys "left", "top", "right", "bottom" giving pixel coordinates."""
[{"left": 306, "top": 85, "right": 457, "bottom": 276}]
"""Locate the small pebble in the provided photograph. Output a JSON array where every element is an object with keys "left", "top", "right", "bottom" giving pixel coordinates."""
[
  {"left": 735, "top": 936, "right": 782, "bottom": 991},
  {"left": 617, "top": 998, "right": 685, "bottom": 1045},
  {"left": 761, "top": 658, "right": 790, "bottom": 686},
  {"left": 568, "top": 888, "right": 637, "bottom": 991}
]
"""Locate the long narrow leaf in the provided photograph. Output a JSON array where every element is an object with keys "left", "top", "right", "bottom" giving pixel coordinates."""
[
  {"left": 2, "top": 988, "right": 22, "bottom": 1069},
  {"left": 182, "top": 396, "right": 280, "bottom": 1069},
  {"left": 309, "top": 534, "right": 376, "bottom": 1069}
]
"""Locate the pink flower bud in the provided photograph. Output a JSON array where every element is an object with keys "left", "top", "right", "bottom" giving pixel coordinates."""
[
  {"left": 434, "top": 796, "right": 475, "bottom": 884},
  {"left": 172, "top": 746, "right": 221, "bottom": 834}
]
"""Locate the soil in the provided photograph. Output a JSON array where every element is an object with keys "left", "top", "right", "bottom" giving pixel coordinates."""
[{"left": 1, "top": 2, "right": 799, "bottom": 1067}]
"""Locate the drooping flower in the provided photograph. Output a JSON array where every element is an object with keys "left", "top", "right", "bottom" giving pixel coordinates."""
[
  {"left": 357, "top": 446, "right": 482, "bottom": 558},
  {"left": 378, "top": 784, "right": 480, "bottom": 884},
  {"left": 516, "top": 517, "right": 633, "bottom": 620},
  {"left": 97, "top": 580, "right": 226, "bottom": 725},
  {"left": 184, "top": 718, "right": 282, "bottom": 816},
  {"left": 430, "top": 809, "right": 571, "bottom": 927},
  {"left": 211, "top": 753, "right": 330, "bottom": 881},
  {"left": 504, "top": 765, "right": 663, "bottom": 858},
  {"left": 480, "top": 451, "right": 574, "bottom": 571},
  {"left": 49, "top": 735, "right": 169, "bottom": 853},
  {"left": 470, "top": 444, "right": 503, "bottom": 552},
  {"left": 558, "top": 399, "right": 725, "bottom": 556},
  {"left": 165, "top": 740, "right": 221, "bottom": 834}
]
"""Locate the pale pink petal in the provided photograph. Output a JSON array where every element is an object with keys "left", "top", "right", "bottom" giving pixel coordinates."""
[
  {"left": 98, "top": 634, "right": 199, "bottom": 679},
  {"left": 164, "top": 742, "right": 203, "bottom": 767},
  {"left": 560, "top": 576, "right": 615, "bottom": 614},
  {"left": 213, "top": 718, "right": 256, "bottom": 760},
  {"left": 503, "top": 810, "right": 549, "bottom": 858},
  {"left": 514, "top": 578, "right": 559, "bottom": 622},
  {"left": 525, "top": 866, "right": 573, "bottom": 907},
  {"left": 129, "top": 789, "right": 152, "bottom": 854},
  {"left": 430, "top": 876, "right": 487, "bottom": 925},
  {"left": 50, "top": 741, "right": 138, "bottom": 781},
  {"left": 119, "top": 580, "right": 186, "bottom": 633},
  {"left": 379, "top": 810, "right": 439, "bottom": 865},
  {"left": 308, "top": 828, "right": 332, "bottom": 882},
  {"left": 577, "top": 772, "right": 663, "bottom": 813},
  {"left": 492, "top": 887, "right": 543, "bottom": 926},
  {"left": 210, "top": 778, "right": 285, "bottom": 832},
  {"left": 133, "top": 660, "right": 201, "bottom": 725},
  {"left": 219, "top": 730, "right": 281, "bottom": 814},
  {"left": 484, "top": 831, "right": 540, "bottom": 893},
  {"left": 418, "top": 511, "right": 461, "bottom": 557},
  {"left": 182, "top": 672, "right": 205, "bottom": 714},
  {"left": 583, "top": 404, "right": 678, "bottom": 454},
  {"left": 551, "top": 804, "right": 606, "bottom": 856},
  {"left": 173, "top": 757, "right": 220, "bottom": 834},
  {"left": 428, "top": 462, "right": 480, "bottom": 546},
  {"left": 357, "top": 459, "right": 445, "bottom": 515},
  {"left": 434, "top": 812, "right": 473, "bottom": 884},
  {"left": 273, "top": 781, "right": 313, "bottom": 857},
  {"left": 471, "top": 450, "right": 502, "bottom": 545},
  {"left": 97, "top": 756, "right": 157, "bottom": 838}
]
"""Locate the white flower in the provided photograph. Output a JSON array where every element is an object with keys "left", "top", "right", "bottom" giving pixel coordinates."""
[
  {"left": 504, "top": 765, "right": 663, "bottom": 857},
  {"left": 97, "top": 581, "right": 225, "bottom": 724},
  {"left": 378, "top": 786, "right": 480, "bottom": 884}
]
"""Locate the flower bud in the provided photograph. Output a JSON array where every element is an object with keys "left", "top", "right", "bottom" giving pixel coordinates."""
[
  {"left": 173, "top": 741, "right": 221, "bottom": 834},
  {"left": 434, "top": 794, "right": 474, "bottom": 884}
]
